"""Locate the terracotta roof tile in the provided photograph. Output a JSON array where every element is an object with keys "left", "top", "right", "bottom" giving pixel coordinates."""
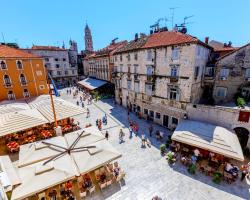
[
  {"left": 31, "top": 45, "right": 67, "bottom": 51},
  {"left": 0, "top": 45, "right": 40, "bottom": 58},
  {"left": 143, "top": 31, "right": 199, "bottom": 48},
  {"left": 115, "top": 37, "right": 148, "bottom": 53}
]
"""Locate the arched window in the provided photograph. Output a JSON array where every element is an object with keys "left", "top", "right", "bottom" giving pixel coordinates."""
[
  {"left": 4, "top": 75, "right": 11, "bottom": 87},
  {"left": 0, "top": 61, "right": 7, "bottom": 70},
  {"left": 23, "top": 89, "right": 30, "bottom": 98},
  {"left": 16, "top": 60, "right": 23, "bottom": 69},
  {"left": 20, "top": 74, "right": 27, "bottom": 85},
  {"left": 7, "top": 91, "right": 15, "bottom": 100}
]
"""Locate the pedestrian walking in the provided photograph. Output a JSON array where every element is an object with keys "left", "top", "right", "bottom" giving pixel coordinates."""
[
  {"left": 96, "top": 119, "right": 99, "bottom": 126},
  {"left": 129, "top": 126, "right": 133, "bottom": 138},
  {"left": 76, "top": 101, "right": 79, "bottom": 106},
  {"left": 86, "top": 108, "right": 90, "bottom": 118},
  {"left": 149, "top": 124, "right": 153, "bottom": 137},
  {"left": 66, "top": 89, "right": 68, "bottom": 95},
  {"left": 105, "top": 131, "right": 109, "bottom": 140},
  {"left": 134, "top": 123, "right": 139, "bottom": 136},
  {"left": 119, "top": 129, "right": 124, "bottom": 143},
  {"left": 69, "top": 89, "right": 71, "bottom": 95},
  {"left": 142, "top": 133, "right": 146, "bottom": 147},
  {"left": 81, "top": 102, "right": 84, "bottom": 108}
]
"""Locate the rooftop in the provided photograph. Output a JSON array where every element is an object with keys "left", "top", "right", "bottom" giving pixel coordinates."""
[
  {"left": 0, "top": 45, "right": 40, "bottom": 59},
  {"left": 143, "top": 31, "right": 200, "bottom": 48},
  {"left": 30, "top": 45, "right": 67, "bottom": 51}
]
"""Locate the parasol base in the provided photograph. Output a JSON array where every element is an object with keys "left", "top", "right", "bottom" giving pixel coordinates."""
[{"left": 54, "top": 126, "right": 62, "bottom": 136}]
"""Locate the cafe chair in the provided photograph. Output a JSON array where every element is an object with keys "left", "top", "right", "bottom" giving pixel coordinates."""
[
  {"left": 89, "top": 186, "right": 95, "bottom": 195},
  {"left": 99, "top": 182, "right": 107, "bottom": 190},
  {"left": 80, "top": 191, "right": 87, "bottom": 199}
]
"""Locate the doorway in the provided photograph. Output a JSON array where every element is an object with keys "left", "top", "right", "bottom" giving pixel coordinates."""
[
  {"left": 163, "top": 115, "right": 169, "bottom": 127},
  {"left": 234, "top": 127, "right": 249, "bottom": 150}
]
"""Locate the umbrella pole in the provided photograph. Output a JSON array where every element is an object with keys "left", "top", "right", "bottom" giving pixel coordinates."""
[{"left": 47, "top": 72, "right": 58, "bottom": 128}]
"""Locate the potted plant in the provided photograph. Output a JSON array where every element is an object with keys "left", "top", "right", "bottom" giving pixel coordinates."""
[
  {"left": 160, "top": 144, "right": 166, "bottom": 155},
  {"left": 187, "top": 164, "right": 196, "bottom": 174},
  {"left": 166, "top": 151, "right": 176, "bottom": 164},
  {"left": 237, "top": 97, "right": 246, "bottom": 108},
  {"left": 212, "top": 172, "right": 222, "bottom": 184}
]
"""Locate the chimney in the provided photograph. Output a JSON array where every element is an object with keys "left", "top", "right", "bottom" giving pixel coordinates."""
[
  {"left": 134, "top": 33, "right": 138, "bottom": 41},
  {"left": 205, "top": 37, "right": 209, "bottom": 44}
]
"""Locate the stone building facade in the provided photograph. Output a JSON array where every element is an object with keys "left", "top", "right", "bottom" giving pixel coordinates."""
[
  {"left": 113, "top": 31, "right": 211, "bottom": 128},
  {"left": 23, "top": 42, "right": 78, "bottom": 88},
  {"left": 83, "top": 40, "right": 127, "bottom": 82},
  {"left": 212, "top": 43, "right": 250, "bottom": 104}
]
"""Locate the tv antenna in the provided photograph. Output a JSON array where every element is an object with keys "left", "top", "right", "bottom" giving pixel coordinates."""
[
  {"left": 1, "top": 32, "right": 5, "bottom": 43},
  {"left": 170, "top": 7, "right": 179, "bottom": 30},
  {"left": 150, "top": 18, "right": 168, "bottom": 32},
  {"left": 183, "top": 15, "right": 194, "bottom": 25}
]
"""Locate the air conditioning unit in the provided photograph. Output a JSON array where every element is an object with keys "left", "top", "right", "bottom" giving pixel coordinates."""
[{"left": 220, "top": 76, "right": 227, "bottom": 81}]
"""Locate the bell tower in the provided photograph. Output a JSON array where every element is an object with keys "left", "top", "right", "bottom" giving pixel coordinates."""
[{"left": 84, "top": 23, "right": 93, "bottom": 52}]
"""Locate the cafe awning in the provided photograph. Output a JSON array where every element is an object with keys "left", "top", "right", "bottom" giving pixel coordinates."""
[
  {"left": 27, "top": 95, "right": 86, "bottom": 122},
  {"left": 78, "top": 78, "right": 107, "bottom": 91},
  {"left": 171, "top": 120, "right": 244, "bottom": 161},
  {"left": 0, "top": 109, "right": 49, "bottom": 137},
  {"left": 10, "top": 127, "right": 121, "bottom": 200}
]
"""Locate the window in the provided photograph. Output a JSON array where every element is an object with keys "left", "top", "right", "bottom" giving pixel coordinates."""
[
  {"left": 169, "top": 88, "right": 179, "bottom": 100},
  {"left": 146, "top": 66, "right": 153, "bottom": 75},
  {"left": 114, "top": 56, "right": 117, "bottom": 62},
  {"left": 172, "top": 47, "right": 180, "bottom": 60},
  {"left": 56, "top": 64, "right": 60, "bottom": 68},
  {"left": 63, "top": 58, "right": 66, "bottom": 61},
  {"left": 54, "top": 58, "right": 59, "bottom": 61},
  {"left": 144, "top": 109, "right": 148, "bottom": 115},
  {"left": 57, "top": 71, "right": 61, "bottom": 76},
  {"left": 4, "top": 75, "right": 11, "bottom": 86},
  {"left": 127, "top": 54, "right": 130, "bottom": 61},
  {"left": 134, "top": 82, "right": 139, "bottom": 93},
  {"left": 127, "top": 80, "right": 131, "bottom": 90},
  {"left": 205, "top": 67, "right": 214, "bottom": 77},
  {"left": 246, "top": 68, "right": 250, "bottom": 78},
  {"left": 7, "top": 91, "right": 15, "bottom": 100},
  {"left": 172, "top": 117, "right": 178, "bottom": 125},
  {"left": 147, "top": 50, "right": 152, "bottom": 61},
  {"left": 36, "top": 70, "right": 42, "bottom": 76},
  {"left": 134, "top": 64, "right": 138, "bottom": 73},
  {"left": 155, "top": 112, "right": 161, "bottom": 119},
  {"left": 23, "top": 89, "right": 30, "bottom": 98},
  {"left": 194, "top": 66, "right": 200, "bottom": 79},
  {"left": 39, "top": 85, "right": 45, "bottom": 90},
  {"left": 120, "top": 54, "right": 123, "bottom": 61},
  {"left": 72, "top": 70, "right": 74, "bottom": 74},
  {"left": 45, "top": 58, "right": 49, "bottom": 62},
  {"left": 220, "top": 68, "right": 229, "bottom": 78},
  {"left": 145, "top": 84, "right": 152, "bottom": 95},
  {"left": 216, "top": 87, "right": 227, "bottom": 97},
  {"left": 16, "top": 60, "right": 23, "bottom": 69},
  {"left": 65, "top": 70, "right": 68, "bottom": 75},
  {"left": 20, "top": 74, "right": 27, "bottom": 85},
  {"left": 0, "top": 61, "right": 7, "bottom": 69},
  {"left": 171, "top": 66, "right": 178, "bottom": 77},
  {"left": 134, "top": 53, "right": 138, "bottom": 61},
  {"left": 196, "top": 46, "right": 201, "bottom": 57},
  {"left": 119, "top": 64, "right": 123, "bottom": 72}
]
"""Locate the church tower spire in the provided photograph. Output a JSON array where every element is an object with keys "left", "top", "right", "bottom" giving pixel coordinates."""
[{"left": 84, "top": 23, "right": 93, "bottom": 52}]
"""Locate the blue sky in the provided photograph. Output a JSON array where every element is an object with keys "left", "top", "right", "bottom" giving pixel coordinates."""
[{"left": 1, "top": 0, "right": 250, "bottom": 51}]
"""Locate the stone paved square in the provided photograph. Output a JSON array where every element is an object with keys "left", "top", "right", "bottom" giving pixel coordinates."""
[{"left": 60, "top": 88, "right": 250, "bottom": 200}]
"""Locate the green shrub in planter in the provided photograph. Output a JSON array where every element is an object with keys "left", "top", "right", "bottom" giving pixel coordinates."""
[
  {"left": 237, "top": 97, "right": 246, "bottom": 107},
  {"left": 212, "top": 172, "right": 222, "bottom": 184},
  {"left": 160, "top": 144, "right": 166, "bottom": 154},
  {"left": 187, "top": 164, "right": 196, "bottom": 174}
]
